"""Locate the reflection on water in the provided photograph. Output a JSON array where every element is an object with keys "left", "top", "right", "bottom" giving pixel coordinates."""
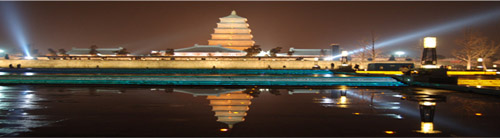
[
  {"left": 207, "top": 91, "right": 252, "bottom": 130},
  {"left": 0, "top": 85, "right": 498, "bottom": 136},
  {"left": 0, "top": 86, "right": 52, "bottom": 136}
]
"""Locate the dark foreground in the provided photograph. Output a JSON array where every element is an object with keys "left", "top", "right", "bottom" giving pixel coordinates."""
[{"left": 0, "top": 85, "right": 499, "bottom": 137}]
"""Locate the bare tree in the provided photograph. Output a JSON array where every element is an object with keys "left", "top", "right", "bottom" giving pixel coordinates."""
[
  {"left": 47, "top": 48, "right": 57, "bottom": 56},
  {"left": 243, "top": 45, "right": 262, "bottom": 57},
  {"left": 164, "top": 49, "right": 174, "bottom": 56},
  {"left": 89, "top": 45, "right": 99, "bottom": 56},
  {"left": 477, "top": 40, "right": 500, "bottom": 70},
  {"left": 115, "top": 48, "right": 130, "bottom": 56},
  {"left": 369, "top": 31, "right": 380, "bottom": 61},
  {"left": 356, "top": 39, "right": 370, "bottom": 62},
  {"left": 452, "top": 29, "right": 488, "bottom": 70},
  {"left": 270, "top": 47, "right": 282, "bottom": 57},
  {"left": 58, "top": 49, "right": 68, "bottom": 56}
]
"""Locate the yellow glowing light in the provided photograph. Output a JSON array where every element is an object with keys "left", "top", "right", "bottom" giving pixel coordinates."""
[
  {"left": 416, "top": 122, "right": 440, "bottom": 134},
  {"left": 458, "top": 79, "right": 500, "bottom": 86},
  {"left": 384, "top": 131, "right": 395, "bottom": 134},
  {"left": 477, "top": 58, "right": 483, "bottom": 62},
  {"left": 356, "top": 71, "right": 403, "bottom": 75},
  {"left": 423, "top": 37, "right": 436, "bottom": 48},
  {"left": 220, "top": 128, "right": 228, "bottom": 132},
  {"left": 353, "top": 112, "right": 360, "bottom": 115},
  {"left": 341, "top": 51, "right": 348, "bottom": 57},
  {"left": 419, "top": 101, "right": 436, "bottom": 106},
  {"left": 475, "top": 113, "right": 483, "bottom": 116},
  {"left": 447, "top": 71, "right": 497, "bottom": 76},
  {"left": 340, "top": 96, "right": 347, "bottom": 104}
]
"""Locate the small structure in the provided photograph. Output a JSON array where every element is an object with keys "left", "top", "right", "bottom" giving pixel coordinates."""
[{"left": 66, "top": 47, "right": 127, "bottom": 56}]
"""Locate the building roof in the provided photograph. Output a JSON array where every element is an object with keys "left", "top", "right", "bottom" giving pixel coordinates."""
[
  {"left": 221, "top": 10, "right": 245, "bottom": 19},
  {"left": 175, "top": 44, "right": 245, "bottom": 52},
  {"left": 67, "top": 47, "right": 123, "bottom": 55},
  {"left": 290, "top": 48, "right": 331, "bottom": 56}
]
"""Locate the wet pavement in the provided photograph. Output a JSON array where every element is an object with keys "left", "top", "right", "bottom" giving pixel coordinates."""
[{"left": 0, "top": 85, "right": 498, "bottom": 137}]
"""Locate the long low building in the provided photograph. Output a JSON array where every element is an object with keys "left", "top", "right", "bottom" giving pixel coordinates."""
[{"left": 151, "top": 44, "right": 246, "bottom": 57}]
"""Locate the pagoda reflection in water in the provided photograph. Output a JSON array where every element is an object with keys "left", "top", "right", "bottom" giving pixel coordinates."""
[{"left": 207, "top": 91, "right": 253, "bottom": 129}]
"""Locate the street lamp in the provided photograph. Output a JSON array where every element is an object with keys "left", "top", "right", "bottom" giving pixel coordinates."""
[
  {"left": 421, "top": 37, "right": 437, "bottom": 69},
  {"left": 477, "top": 58, "right": 484, "bottom": 70}
]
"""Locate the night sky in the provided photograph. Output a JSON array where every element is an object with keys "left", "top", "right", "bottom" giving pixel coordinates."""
[{"left": 1, "top": 1, "right": 500, "bottom": 57}]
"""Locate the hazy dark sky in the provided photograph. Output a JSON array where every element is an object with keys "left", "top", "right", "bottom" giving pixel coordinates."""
[{"left": 1, "top": 1, "right": 500, "bottom": 56}]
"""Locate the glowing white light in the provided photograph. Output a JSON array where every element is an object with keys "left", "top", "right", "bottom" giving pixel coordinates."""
[
  {"left": 341, "top": 51, "right": 348, "bottom": 57},
  {"left": 493, "top": 65, "right": 497, "bottom": 68},
  {"left": 24, "top": 72, "right": 34, "bottom": 76},
  {"left": 392, "top": 95, "right": 403, "bottom": 98},
  {"left": 24, "top": 56, "right": 34, "bottom": 60},
  {"left": 0, "top": 72, "right": 7, "bottom": 75},
  {"left": 323, "top": 74, "right": 333, "bottom": 77},
  {"left": 424, "top": 37, "right": 437, "bottom": 48},
  {"left": 395, "top": 51, "right": 405, "bottom": 57},
  {"left": 419, "top": 101, "right": 436, "bottom": 106},
  {"left": 0, "top": 49, "right": 4, "bottom": 53},
  {"left": 476, "top": 85, "right": 482, "bottom": 88},
  {"left": 314, "top": 57, "right": 319, "bottom": 61},
  {"left": 477, "top": 58, "right": 483, "bottom": 62},
  {"left": 422, "top": 65, "right": 437, "bottom": 69},
  {"left": 339, "top": 96, "right": 347, "bottom": 104},
  {"left": 25, "top": 94, "right": 34, "bottom": 99},
  {"left": 321, "top": 98, "right": 334, "bottom": 103}
]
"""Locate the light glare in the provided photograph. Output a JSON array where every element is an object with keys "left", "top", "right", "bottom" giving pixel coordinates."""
[{"left": 423, "top": 37, "right": 437, "bottom": 48}]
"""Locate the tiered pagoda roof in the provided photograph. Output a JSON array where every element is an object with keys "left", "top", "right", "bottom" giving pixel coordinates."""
[{"left": 208, "top": 10, "right": 255, "bottom": 51}]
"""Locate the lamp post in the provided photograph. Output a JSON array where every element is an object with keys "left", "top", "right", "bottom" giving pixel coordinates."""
[
  {"left": 477, "top": 58, "right": 484, "bottom": 70},
  {"left": 421, "top": 37, "right": 437, "bottom": 69}
]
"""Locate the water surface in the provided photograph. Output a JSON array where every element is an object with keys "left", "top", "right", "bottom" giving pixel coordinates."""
[{"left": 0, "top": 85, "right": 498, "bottom": 137}]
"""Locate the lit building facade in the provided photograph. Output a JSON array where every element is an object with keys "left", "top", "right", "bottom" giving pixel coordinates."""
[
  {"left": 151, "top": 44, "right": 246, "bottom": 57},
  {"left": 66, "top": 47, "right": 127, "bottom": 56},
  {"left": 208, "top": 10, "right": 255, "bottom": 50}
]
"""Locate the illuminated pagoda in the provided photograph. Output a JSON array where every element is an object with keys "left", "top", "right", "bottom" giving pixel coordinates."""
[
  {"left": 207, "top": 91, "right": 253, "bottom": 129},
  {"left": 208, "top": 10, "right": 255, "bottom": 50}
]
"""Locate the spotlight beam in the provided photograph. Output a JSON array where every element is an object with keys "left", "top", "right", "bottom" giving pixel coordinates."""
[
  {"left": 1, "top": 2, "right": 31, "bottom": 57},
  {"left": 331, "top": 9, "right": 500, "bottom": 59}
]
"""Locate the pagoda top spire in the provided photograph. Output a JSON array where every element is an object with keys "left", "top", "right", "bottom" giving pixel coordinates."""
[{"left": 222, "top": 10, "right": 244, "bottom": 19}]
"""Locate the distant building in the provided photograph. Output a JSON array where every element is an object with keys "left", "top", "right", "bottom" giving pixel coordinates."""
[
  {"left": 208, "top": 10, "right": 255, "bottom": 50},
  {"left": 151, "top": 44, "right": 246, "bottom": 56},
  {"left": 66, "top": 47, "right": 127, "bottom": 56}
]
